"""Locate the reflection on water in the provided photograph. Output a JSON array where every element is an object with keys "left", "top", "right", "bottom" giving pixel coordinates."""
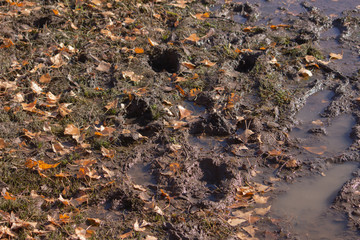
[{"left": 272, "top": 163, "right": 359, "bottom": 239}]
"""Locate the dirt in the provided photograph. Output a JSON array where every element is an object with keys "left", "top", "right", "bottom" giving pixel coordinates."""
[{"left": 0, "top": 0, "right": 359, "bottom": 239}]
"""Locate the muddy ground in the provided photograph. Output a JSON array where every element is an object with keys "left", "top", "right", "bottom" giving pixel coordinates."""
[{"left": 0, "top": 0, "right": 359, "bottom": 239}]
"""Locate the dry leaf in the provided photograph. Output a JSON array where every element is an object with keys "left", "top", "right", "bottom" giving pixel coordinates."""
[
  {"left": 145, "top": 236, "right": 157, "bottom": 240},
  {"left": 101, "top": 146, "right": 115, "bottom": 158},
  {"left": 22, "top": 100, "right": 37, "bottom": 112},
  {"left": 134, "top": 47, "right": 144, "bottom": 54},
  {"left": 96, "top": 61, "right": 111, "bottom": 72},
  {"left": 0, "top": 138, "right": 6, "bottom": 149},
  {"left": 119, "top": 231, "right": 133, "bottom": 239},
  {"left": 122, "top": 71, "right": 143, "bottom": 83},
  {"left": 50, "top": 53, "right": 65, "bottom": 68},
  {"left": 102, "top": 165, "right": 115, "bottom": 178},
  {"left": 268, "top": 149, "right": 282, "bottom": 156},
  {"left": 171, "top": 0, "right": 188, "bottom": 8},
  {"left": 182, "top": 61, "right": 196, "bottom": 69},
  {"left": 3, "top": 191, "right": 16, "bottom": 200},
  {"left": 185, "top": 33, "right": 200, "bottom": 43},
  {"left": 13, "top": 92, "right": 24, "bottom": 102},
  {"left": 170, "top": 120, "right": 188, "bottom": 130},
  {"left": 242, "top": 225, "right": 257, "bottom": 238},
  {"left": 30, "top": 81, "right": 43, "bottom": 95},
  {"left": 253, "top": 195, "right": 268, "bottom": 204},
  {"left": 105, "top": 99, "right": 118, "bottom": 110},
  {"left": 178, "top": 105, "right": 192, "bottom": 120},
  {"left": 87, "top": 218, "right": 101, "bottom": 226},
  {"left": 298, "top": 68, "right": 313, "bottom": 78},
  {"left": 329, "top": 52, "right": 343, "bottom": 60},
  {"left": 38, "top": 161, "right": 60, "bottom": 170},
  {"left": 46, "top": 92, "right": 61, "bottom": 106},
  {"left": 58, "top": 103, "right": 72, "bottom": 117},
  {"left": 148, "top": 38, "right": 158, "bottom": 46},
  {"left": 52, "top": 142, "right": 70, "bottom": 155},
  {"left": 64, "top": 124, "right": 80, "bottom": 137},
  {"left": 254, "top": 206, "right": 271, "bottom": 216},
  {"left": 133, "top": 219, "right": 146, "bottom": 232},
  {"left": 311, "top": 119, "right": 324, "bottom": 126},
  {"left": 124, "top": 17, "right": 135, "bottom": 24},
  {"left": 195, "top": 12, "right": 210, "bottom": 20},
  {"left": 200, "top": 59, "right": 216, "bottom": 67},
  {"left": 228, "top": 218, "right": 247, "bottom": 226},
  {"left": 303, "top": 145, "right": 327, "bottom": 155},
  {"left": 39, "top": 73, "right": 51, "bottom": 83}
]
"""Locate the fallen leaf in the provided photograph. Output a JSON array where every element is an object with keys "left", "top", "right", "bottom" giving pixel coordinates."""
[
  {"left": 145, "top": 236, "right": 158, "bottom": 240},
  {"left": 0, "top": 38, "right": 14, "bottom": 48},
  {"left": 303, "top": 145, "right": 327, "bottom": 155},
  {"left": 58, "top": 195, "right": 72, "bottom": 206},
  {"left": 185, "top": 33, "right": 200, "bottom": 43},
  {"left": 46, "top": 92, "right": 61, "bottom": 105},
  {"left": 87, "top": 218, "right": 101, "bottom": 226},
  {"left": 228, "top": 218, "right": 247, "bottom": 226},
  {"left": 38, "top": 160, "right": 60, "bottom": 170},
  {"left": 134, "top": 47, "right": 144, "bottom": 54},
  {"left": 298, "top": 68, "right": 313, "bottom": 78},
  {"left": 133, "top": 219, "right": 146, "bottom": 232},
  {"left": 39, "top": 73, "right": 51, "bottom": 83},
  {"left": 58, "top": 103, "right": 72, "bottom": 117},
  {"left": 268, "top": 149, "right": 282, "bottom": 156},
  {"left": 101, "top": 146, "right": 115, "bottom": 158},
  {"left": 122, "top": 71, "right": 143, "bottom": 82},
  {"left": 50, "top": 53, "right": 65, "bottom": 68},
  {"left": 102, "top": 165, "right": 115, "bottom": 178},
  {"left": 200, "top": 59, "right": 216, "bottom": 67},
  {"left": 254, "top": 205, "right": 271, "bottom": 216},
  {"left": 124, "top": 17, "right": 135, "bottom": 24},
  {"left": 64, "top": 124, "right": 80, "bottom": 137},
  {"left": 243, "top": 225, "right": 257, "bottom": 238},
  {"left": 22, "top": 100, "right": 37, "bottom": 112},
  {"left": 171, "top": 0, "right": 188, "bottom": 8},
  {"left": 119, "top": 231, "right": 133, "bottom": 239},
  {"left": 52, "top": 142, "right": 70, "bottom": 155},
  {"left": 182, "top": 61, "right": 196, "bottom": 69},
  {"left": 329, "top": 52, "right": 343, "bottom": 60},
  {"left": 253, "top": 195, "right": 268, "bottom": 204},
  {"left": 3, "top": 191, "right": 16, "bottom": 200},
  {"left": 105, "top": 99, "right": 118, "bottom": 110},
  {"left": 195, "top": 12, "right": 210, "bottom": 20},
  {"left": 96, "top": 61, "right": 111, "bottom": 72},
  {"left": 30, "top": 81, "right": 43, "bottom": 95},
  {"left": 178, "top": 105, "right": 192, "bottom": 120},
  {"left": 13, "top": 92, "right": 24, "bottom": 102},
  {"left": 0, "top": 138, "right": 6, "bottom": 149},
  {"left": 148, "top": 38, "right": 158, "bottom": 46}
]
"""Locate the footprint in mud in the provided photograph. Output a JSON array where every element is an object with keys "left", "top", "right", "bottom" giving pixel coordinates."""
[{"left": 291, "top": 90, "right": 355, "bottom": 156}]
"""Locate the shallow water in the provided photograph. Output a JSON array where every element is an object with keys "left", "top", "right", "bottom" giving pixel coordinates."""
[
  {"left": 290, "top": 90, "right": 354, "bottom": 156},
  {"left": 272, "top": 163, "right": 359, "bottom": 239},
  {"left": 127, "top": 163, "right": 156, "bottom": 186}
]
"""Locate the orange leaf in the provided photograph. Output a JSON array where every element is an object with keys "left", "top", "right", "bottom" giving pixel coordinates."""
[
  {"left": 64, "top": 124, "right": 80, "bottom": 136},
  {"left": 0, "top": 38, "right": 14, "bottom": 49},
  {"left": 195, "top": 12, "right": 210, "bottom": 20},
  {"left": 175, "top": 85, "right": 186, "bottom": 96},
  {"left": 25, "top": 158, "right": 38, "bottom": 169},
  {"left": 303, "top": 146, "right": 327, "bottom": 155},
  {"left": 185, "top": 33, "right": 200, "bottom": 43},
  {"left": 134, "top": 47, "right": 144, "bottom": 54},
  {"left": 268, "top": 149, "right": 282, "bottom": 156},
  {"left": 182, "top": 62, "right": 196, "bottom": 69},
  {"left": 200, "top": 59, "right": 216, "bottom": 67},
  {"left": 189, "top": 88, "right": 201, "bottom": 97},
  {"left": 38, "top": 160, "right": 60, "bottom": 170},
  {"left": 52, "top": 9, "right": 59, "bottom": 15},
  {"left": 0, "top": 138, "right": 6, "bottom": 149},
  {"left": 58, "top": 103, "right": 72, "bottom": 117},
  {"left": 3, "top": 191, "right": 16, "bottom": 201},
  {"left": 22, "top": 99, "right": 37, "bottom": 112},
  {"left": 39, "top": 73, "right": 51, "bottom": 83},
  {"left": 147, "top": 38, "right": 158, "bottom": 47}
]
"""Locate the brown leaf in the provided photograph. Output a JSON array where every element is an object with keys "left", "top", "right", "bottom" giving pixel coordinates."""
[
  {"left": 58, "top": 103, "right": 72, "bottom": 117},
  {"left": 0, "top": 138, "right": 6, "bottom": 149},
  {"left": 96, "top": 61, "right": 111, "bottom": 72},
  {"left": 171, "top": 0, "right": 188, "bottom": 8},
  {"left": 105, "top": 99, "right": 118, "bottom": 110},
  {"left": 0, "top": 38, "right": 14, "bottom": 48},
  {"left": 178, "top": 105, "right": 192, "bottom": 120},
  {"left": 101, "top": 146, "right": 115, "bottom": 158},
  {"left": 50, "top": 53, "right": 65, "bottom": 68},
  {"left": 303, "top": 145, "right": 327, "bottom": 155},
  {"left": 64, "top": 124, "right": 80, "bottom": 137},
  {"left": 227, "top": 218, "right": 247, "bottom": 226},
  {"left": 242, "top": 225, "right": 257, "bottom": 238},
  {"left": 268, "top": 149, "right": 282, "bottom": 156},
  {"left": 46, "top": 92, "right": 61, "bottom": 106},
  {"left": 119, "top": 231, "right": 133, "bottom": 239},
  {"left": 122, "top": 71, "right": 143, "bottom": 83},
  {"left": 87, "top": 218, "right": 101, "bottom": 226},
  {"left": 254, "top": 206, "right": 271, "bottom": 216},
  {"left": 182, "top": 61, "right": 196, "bottom": 69},
  {"left": 253, "top": 195, "right": 268, "bottom": 204},
  {"left": 52, "top": 142, "right": 70, "bottom": 155}
]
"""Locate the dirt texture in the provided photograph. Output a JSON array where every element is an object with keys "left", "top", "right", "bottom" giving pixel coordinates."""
[{"left": 0, "top": 0, "right": 359, "bottom": 239}]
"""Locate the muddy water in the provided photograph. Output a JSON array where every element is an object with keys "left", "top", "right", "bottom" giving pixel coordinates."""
[
  {"left": 272, "top": 163, "right": 359, "bottom": 239},
  {"left": 127, "top": 163, "right": 156, "bottom": 186},
  {"left": 291, "top": 90, "right": 354, "bottom": 156}
]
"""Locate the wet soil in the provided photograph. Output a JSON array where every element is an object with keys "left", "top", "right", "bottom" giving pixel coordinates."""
[{"left": 0, "top": 0, "right": 359, "bottom": 239}]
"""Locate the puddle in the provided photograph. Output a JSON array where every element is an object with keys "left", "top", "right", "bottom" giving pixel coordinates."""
[
  {"left": 271, "top": 162, "right": 359, "bottom": 239},
  {"left": 127, "top": 163, "right": 156, "bottom": 186},
  {"left": 291, "top": 90, "right": 354, "bottom": 155}
]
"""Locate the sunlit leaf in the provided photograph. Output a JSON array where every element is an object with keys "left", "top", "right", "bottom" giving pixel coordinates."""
[
  {"left": 58, "top": 103, "right": 72, "bottom": 117},
  {"left": 242, "top": 225, "right": 257, "bottom": 238},
  {"left": 38, "top": 160, "right": 60, "bottom": 170},
  {"left": 147, "top": 38, "right": 158, "bottom": 46},
  {"left": 303, "top": 145, "right": 327, "bottom": 155},
  {"left": 64, "top": 124, "right": 80, "bottom": 137},
  {"left": 105, "top": 99, "right": 118, "bottom": 110},
  {"left": 87, "top": 218, "right": 101, "bottom": 226},
  {"left": 252, "top": 195, "right": 268, "bottom": 204},
  {"left": 227, "top": 218, "right": 246, "bottom": 226},
  {"left": 170, "top": 0, "right": 188, "bottom": 8},
  {"left": 182, "top": 61, "right": 196, "bottom": 69},
  {"left": 298, "top": 68, "right": 312, "bottom": 78},
  {"left": 0, "top": 38, "right": 14, "bottom": 48},
  {"left": 101, "top": 146, "right": 115, "bottom": 158},
  {"left": 122, "top": 71, "right": 143, "bottom": 83},
  {"left": 3, "top": 191, "right": 16, "bottom": 200},
  {"left": 195, "top": 12, "right": 210, "bottom": 20},
  {"left": 268, "top": 149, "right": 282, "bottom": 156},
  {"left": 254, "top": 205, "right": 271, "bottom": 216},
  {"left": 200, "top": 59, "right": 216, "bottom": 67},
  {"left": 329, "top": 52, "right": 343, "bottom": 60},
  {"left": 96, "top": 61, "right": 111, "bottom": 72},
  {"left": 185, "top": 33, "right": 200, "bottom": 43}
]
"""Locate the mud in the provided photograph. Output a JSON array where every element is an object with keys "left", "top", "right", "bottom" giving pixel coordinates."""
[{"left": 0, "top": 0, "right": 359, "bottom": 239}]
